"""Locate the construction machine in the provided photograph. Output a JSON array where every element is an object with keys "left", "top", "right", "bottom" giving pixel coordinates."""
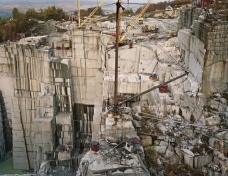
[
  {"left": 141, "top": 25, "right": 158, "bottom": 33},
  {"left": 112, "top": 0, "right": 154, "bottom": 45},
  {"left": 92, "top": 18, "right": 100, "bottom": 23},
  {"left": 119, "top": 0, "right": 153, "bottom": 43},
  {"left": 116, "top": 32, "right": 128, "bottom": 46},
  {"left": 78, "top": 0, "right": 105, "bottom": 28}
]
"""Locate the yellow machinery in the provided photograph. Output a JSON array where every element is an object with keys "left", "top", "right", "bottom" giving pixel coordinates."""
[
  {"left": 119, "top": 0, "right": 153, "bottom": 43},
  {"left": 78, "top": 0, "right": 105, "bottom": 28},
  {"left": 141, "top": 25, "right": 158, "bottom": 33},
  {"left": 77, "top": 0, "right": 153, "bottom": 44},
  {"left": 92, "top": 18, "right": 100, "bottom": 23}
]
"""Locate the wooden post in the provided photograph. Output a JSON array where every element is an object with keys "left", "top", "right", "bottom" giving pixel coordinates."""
[
  {"left": 114, "top": 0, "right": 121, "bottom": 113},
  {"left": 77, "top": 0, "right": 81, "bottom": 27}
]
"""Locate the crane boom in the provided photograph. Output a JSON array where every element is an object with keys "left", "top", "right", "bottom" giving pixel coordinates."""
[
  {"left": 118, "top": 71, "right": 189, "bottom": 105},
  {"left": 78, "top": 0, "right": 105, "bottom": 28},
  {"left": 119, "top": 0, "right": 152, "bottom": 42}
]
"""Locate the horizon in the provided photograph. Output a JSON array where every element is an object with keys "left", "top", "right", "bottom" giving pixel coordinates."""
[{"left": 0, "top": 0, "right": 167, "bottom": 17}]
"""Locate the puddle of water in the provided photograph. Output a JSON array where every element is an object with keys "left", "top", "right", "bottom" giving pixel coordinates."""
[{"left": 0, "top": 158, "right": 32, "bottom": 174}]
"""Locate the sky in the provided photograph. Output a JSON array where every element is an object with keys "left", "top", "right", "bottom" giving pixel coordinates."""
[
  {"left": 0, "top": 0, "right": 167, "bottom": 17},
  {"left": 0, "top": 0, "right": 167, "bottom": 9},
  {"left": 0, "top": 0, "right": 165, "bottom": 3}
]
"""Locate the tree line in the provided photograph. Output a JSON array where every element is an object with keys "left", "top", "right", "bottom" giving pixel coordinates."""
[
  {"left": 0, "top": 0, "right": 192, "bottom": 43},
  {"left": 0, "top": 6, "right": 68, "bottom": 42},
  {"left": 0, "top": 5, "right": 107, "bottom": 43}
]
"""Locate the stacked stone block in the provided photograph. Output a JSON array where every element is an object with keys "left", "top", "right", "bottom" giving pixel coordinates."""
[
  {"left": 52, "top": 63, "right": 71, "bottom": 112},
  {"left": 193, "top": 22, "right": 228, "bottom": 65},
  {"left": 56, "top": 112, "right": 73, "bottom": 145},
  {"left": 52, "top": 40, "right": 72, "bottom": 59},
  {"left": 178, "top": 6, "right": 193, "bottom": 29},
  {"left": 33, "top": 115, "right": 55, "bottom": 171}
]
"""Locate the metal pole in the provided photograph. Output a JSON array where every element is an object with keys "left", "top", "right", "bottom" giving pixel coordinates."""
[
  {"left": 114, "top": 0, "right": 121, "bottom": 111},
  {"left": 77, "top": 0, "right": 81, "bottom": 27}
]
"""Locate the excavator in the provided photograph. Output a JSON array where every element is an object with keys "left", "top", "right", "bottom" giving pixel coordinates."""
[{"left": 141, "top": 25, "right": 159, "bottom": 33}]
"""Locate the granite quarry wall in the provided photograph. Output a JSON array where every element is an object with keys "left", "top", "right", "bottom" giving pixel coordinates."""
[
  {"left": 0, "top": 30, "right": 107, "bottom": 169},
  {"left": 0, "top": 35, "right": 73, "bottom": 169},
  {"left": 177, "top": 6, "right": 228, "bottom": 127},
  {"left": 179, "top": 6, "right": 228, "bottom": 96}
]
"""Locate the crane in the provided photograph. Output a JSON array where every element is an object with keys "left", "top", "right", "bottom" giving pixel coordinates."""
[
  {"left": 78, "top": 0, "right": 106, "bottom": 28},
  {"left": 119, "top": 0, "right": 153, "bottom": 43},
  {"left": 118, "top": 71, "right": 189, "bottom": 105}
]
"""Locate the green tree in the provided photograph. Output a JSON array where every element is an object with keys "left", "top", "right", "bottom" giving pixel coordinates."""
[
  {"left": 42, "top": 6, "right": 68, "bottom": 21},
  {"left": 79, "top": 9, "right": 87, "bottom": 18},
  {"left": 0, "top": 5, "right": 72, "bottom": 42},
  {"left": 122, "top": 8, "right": 134, "bottom": 16},
  {"left": 94, "top": 7, "right": 104, "bottom": 16},
  {"left": 1, "top": 24, "right": 11, "bottom": 41},
  {"left": 12, "top": 8, "right": 19, "bottom": 18},
  {"left": 25, "top": 8, "right": 38, "bottom": 20},
  {"left": 12, "top": 7, "right": 24, "bottom": 19},
  {"left": 77, "top": 6, "right": 104, "bottom": 18},
  {"left": 0, "top": 17, "right": 8, "bottom": 42},
  {"left": 1, "top": 29, "right": 7, "bottom": 41}
]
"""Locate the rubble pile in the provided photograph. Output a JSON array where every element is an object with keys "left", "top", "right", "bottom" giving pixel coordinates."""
[
  {"left": 77, "top": 110, "right": 150, "bottom": 176},
  {"left": 135, "top": 104, "right": 228, "bottom": 175},
  {"left": 55, "top": 21, "right": 77, "bottom": 31}
]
